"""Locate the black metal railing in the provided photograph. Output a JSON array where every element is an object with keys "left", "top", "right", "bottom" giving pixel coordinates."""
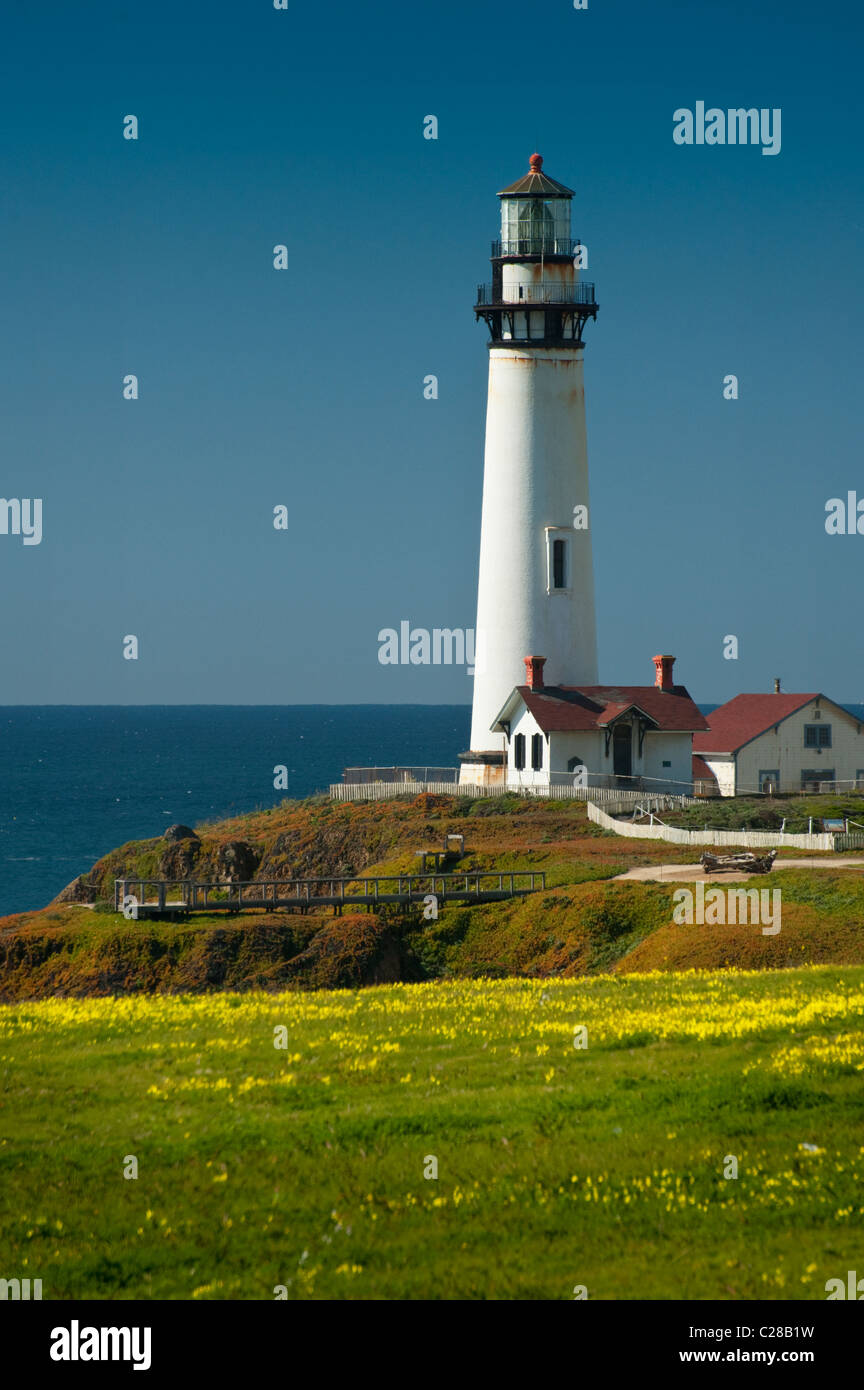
[
  {"left": 341, "top": 766, "right": 461, "bottom": 784},
  {"left": 476, "top": 281, "right": 596, "bottom": 307},
  {"left": 492, "top": 238, "right": 579, "bottom": 257}
]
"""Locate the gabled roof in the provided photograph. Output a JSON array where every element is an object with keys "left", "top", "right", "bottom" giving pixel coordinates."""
[
  {"left": 494, "top": 684, "right": 709, "bottom": 735},
  {"left": 693, "top": 693, "right": 823, "bottom": 754},
  {"left": 593, "top": 700, "right": 658, "bottom": 727}
]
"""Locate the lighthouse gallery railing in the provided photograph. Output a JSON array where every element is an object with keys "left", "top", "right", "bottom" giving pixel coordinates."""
[{"left": 476, "top": 281, "right": 597, "bottom": 306}]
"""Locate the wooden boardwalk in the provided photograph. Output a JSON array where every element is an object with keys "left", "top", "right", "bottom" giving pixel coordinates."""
[{"left": 114, "top": 871, "right": 546, "bottom": 918}]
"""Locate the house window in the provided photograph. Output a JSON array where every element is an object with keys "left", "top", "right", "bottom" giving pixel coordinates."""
[
  {"left": 662, "top": 760, "right": 671, "bottom": 768},
  {"left": 759, "top": 769, "right": 780, "bottom": 794},
  {"left": 801, "top": 769, "right": 835, "bottom": 791},
  {"left": 513, "top": 733, "right": 526, "bottom": 770},
  {"left": 531, "top": 733, "right": 544, "bottom": 770},
  {"left": 804, "top": 724, "right": 832, "bottom": 748}
]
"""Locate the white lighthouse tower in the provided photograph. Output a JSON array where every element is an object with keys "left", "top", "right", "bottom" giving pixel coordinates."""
[{"left": 460, "top": 154, "right": 600, "bottom": 786}]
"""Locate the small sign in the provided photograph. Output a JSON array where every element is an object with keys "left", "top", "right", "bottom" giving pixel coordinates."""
[{"left": 822, "top": 818, "right": 845, "bottom": 833}]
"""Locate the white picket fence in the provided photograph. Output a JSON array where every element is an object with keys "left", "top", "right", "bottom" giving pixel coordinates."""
[
  {"left": 587, "top": 801, "right": 836, "bottom": 851},
  {"left": 589, "top": 791, "right": 702, "bottom": 810}
]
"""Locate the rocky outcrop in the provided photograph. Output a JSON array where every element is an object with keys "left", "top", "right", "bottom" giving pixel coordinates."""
[
  {"left": 159, "top": 837, "right": 201, "bottom": 880},
  {"left": 214, "top": 840, "right": 260, "bottom": 883},
  {"left": 163, "top": 824, "right": 199, "bottom": 843},
  {"left": 257, "top": 822, "right": 391, "bottom": 881},
  {"left": 53, "top": 873, "right": 101, "bottom": 905}
]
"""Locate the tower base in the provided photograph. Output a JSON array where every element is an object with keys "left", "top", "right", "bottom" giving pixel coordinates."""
[{"left": 458, "top": 749, "right": 507, "bottom": 789}]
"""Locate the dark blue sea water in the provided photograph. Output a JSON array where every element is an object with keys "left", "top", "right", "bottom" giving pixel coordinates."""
[
  {"left": 3, "top": 703, "right": 862, "bottom": 919},
  {"left": 0, "top": 706, "right": 471, "bottom": 916}
]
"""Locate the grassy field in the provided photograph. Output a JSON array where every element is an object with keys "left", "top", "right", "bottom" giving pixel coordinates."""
[
  {"left": 664, "top": 792, "right": 864, "bottom": 834},
  {"left": 4, "top": 867, "right": 864, "bottom": 1000},
  {"left": 5, "top": 791, "right": 864, "bottom": 998},
  {"left": 2, "top": 966, "right": 863, "bottom": 1300}
]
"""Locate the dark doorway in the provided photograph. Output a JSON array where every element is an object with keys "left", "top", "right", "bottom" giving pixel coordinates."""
[{"left": 613, "top": 723, "right": 632, "bottom": 778}]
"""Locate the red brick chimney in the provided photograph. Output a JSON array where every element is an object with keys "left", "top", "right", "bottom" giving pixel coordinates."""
[
  {"left": 524, "top": 655, "right": 546, "bottom": 692},
  {"left": 653, "top": 654, "right": 676, "bottom": 692}
]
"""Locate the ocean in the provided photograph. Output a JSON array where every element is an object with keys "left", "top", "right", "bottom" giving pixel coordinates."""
[
  {"left": 0, "top": 706, "right": 471, "bottom": 917},
  {"left": 3, "top": 703, "right": 862, "bottom": 919}
]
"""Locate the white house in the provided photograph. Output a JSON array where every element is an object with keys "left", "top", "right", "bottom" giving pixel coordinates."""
[
  {"left": 492, "top": 653, "right": 708, "bottom": 793},
  {"left": 693, "top": 688, "right": 864, "bottom": 796}
]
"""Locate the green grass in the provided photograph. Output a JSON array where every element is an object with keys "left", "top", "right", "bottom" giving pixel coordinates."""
[
  {"left": 1, "top": 966, "right": 862, "bottom": 1300},
  {"left": 665, "top": 793, "right": 864, "bottom": 836},
  {"left": 9, "top": 869, "right": 864, "bottom": 1001}
]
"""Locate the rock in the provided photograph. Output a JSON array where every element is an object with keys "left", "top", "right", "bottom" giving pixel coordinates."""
[
  {"left": 159, "top": 837, "right": 201, "bottom": 879},
  {"left": 257, "top": 824, "right": 383, "bottom": 881},
  {"left": 255, "top": 830, "right": 304, "bottom": 879},
  {"left": 53, "top": 874, "right": 100, "bottom": 905},
  {"left": 215, "top": 840, "right": 260, "bottom": 883},
  {"left": 163, "top": 825, "right": 199, "bottom": 843}
]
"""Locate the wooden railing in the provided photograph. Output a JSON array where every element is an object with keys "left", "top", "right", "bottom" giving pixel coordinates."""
[{"left": 114, "top": 870, "right": 546, "bottom": 916}]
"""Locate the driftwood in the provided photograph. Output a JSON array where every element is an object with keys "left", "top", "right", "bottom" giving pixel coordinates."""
[{"left": 699, "top": 849, "right": 777, "bottom": 875}]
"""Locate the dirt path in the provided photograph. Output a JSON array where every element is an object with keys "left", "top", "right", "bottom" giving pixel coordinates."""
[{"left": 613, "top": 857, "right": 864, "bottom": 884}]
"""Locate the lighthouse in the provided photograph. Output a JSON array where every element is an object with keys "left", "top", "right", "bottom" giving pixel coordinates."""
[{"left": 459, "top": 154, "right": 600, "bottom": 786}]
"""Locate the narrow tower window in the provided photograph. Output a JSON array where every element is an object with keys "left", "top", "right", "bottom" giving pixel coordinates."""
[
  {"left": 552, "top": 538, "right": 567, "bottom": 590},
  {"left": 531, "top": 733, "right": 544, "bottom": 770}
]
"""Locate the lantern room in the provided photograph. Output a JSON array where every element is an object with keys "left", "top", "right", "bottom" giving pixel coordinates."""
[{"left": 497, "top": 153, "right": 575, "bottom": 257}]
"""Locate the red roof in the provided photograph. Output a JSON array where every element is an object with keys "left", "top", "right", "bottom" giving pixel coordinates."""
[
  {"left": 693, "top": 693, "right": 821, "bottom": 754},
  {"left": 511, "top": 684, "right": 709, "bottom": 734},
  {"left": 498, "top": 158, "right": 575, "bottom": 199}
]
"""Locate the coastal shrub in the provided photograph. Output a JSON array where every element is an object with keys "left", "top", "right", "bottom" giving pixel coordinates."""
[{"left": 467, "top": 795, "right": 527, "bottom": 817}]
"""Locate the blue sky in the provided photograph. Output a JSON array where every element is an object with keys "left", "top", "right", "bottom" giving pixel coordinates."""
[{"left": 1, "top": 0, "right": 862, "bottom": 705}]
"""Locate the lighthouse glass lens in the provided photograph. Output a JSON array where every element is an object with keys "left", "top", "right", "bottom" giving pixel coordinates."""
[{"left": 501, "top": 198, "right": 571, "bottom": 255}]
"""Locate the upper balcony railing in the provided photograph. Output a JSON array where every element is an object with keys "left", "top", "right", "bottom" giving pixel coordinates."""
[
  {"left": 476, "top": 281, "right": 597, "bottom": 307},
  {"left": 492, "top": 237, "right": 579, "bottom": 258}
]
